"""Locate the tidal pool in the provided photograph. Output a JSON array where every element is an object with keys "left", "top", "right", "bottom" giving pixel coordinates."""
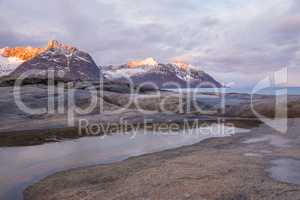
[
  {"left": 0, "top": 124, "right": 248, "bottom": 200},
  {"left": 268, "top": 158, "right": 300, "bottom": 185}
]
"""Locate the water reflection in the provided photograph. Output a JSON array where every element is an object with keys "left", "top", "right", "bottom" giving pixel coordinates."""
[
  {"left": 0, "top": 124, "right": 248, "bottom": 199},
  {"left": 268, "top": 159, "right": 300, "bottom": 185}
]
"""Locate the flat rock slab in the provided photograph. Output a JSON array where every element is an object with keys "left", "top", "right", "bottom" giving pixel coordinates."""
[{"left": 24, "top": 119, "right": 300, "bottom": 200}]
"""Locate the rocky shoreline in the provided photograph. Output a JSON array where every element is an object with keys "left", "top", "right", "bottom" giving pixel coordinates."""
[
  {"left": 0, "top": 80, "right": 300, "bottom": 199},
  {"left": 0, "top": 80, "right": 300, "bottom": 147},
  {"left": 24, "top": 118, "right": 300, "bottom": 200}
]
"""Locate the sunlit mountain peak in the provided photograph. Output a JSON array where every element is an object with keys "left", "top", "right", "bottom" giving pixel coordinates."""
[
  {"left": 172, "top": 60, "right": 190, "bottom": 70},
  {"left": 128, "top": 57, "right": 158, "bottom": 68},
  {"left": 0, "top": 46, "right": 45, "bottom": 61},
  {"left": 0, "top": 40, "right": 78, "bottom": 62}
]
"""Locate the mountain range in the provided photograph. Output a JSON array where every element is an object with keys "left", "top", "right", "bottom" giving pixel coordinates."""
[
  {"left": 0, "top": 41, "right": 221, "bottom": 88},
  {"left": 103, "top": 58, "right": 221, "bottom": 88}
]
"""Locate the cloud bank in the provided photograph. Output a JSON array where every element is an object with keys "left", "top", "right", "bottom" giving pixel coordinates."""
[{"left": 0, "top": 0, "right": 299, "bottom": 86}]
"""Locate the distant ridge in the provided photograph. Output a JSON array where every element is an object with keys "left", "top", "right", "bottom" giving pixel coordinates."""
[{"left": 103, "top": 58, "right": 221, "bottom": 88}]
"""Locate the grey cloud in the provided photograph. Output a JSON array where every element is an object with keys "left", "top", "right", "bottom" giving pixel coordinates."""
[
  {"left": 271, "top": 16, "right": 300, "bottom": 45},
  {"left": 0, "top": 0, "right": 299, "bottom": 86},
  {"left": 0, "top": 31, "right": 43, "bottom": 47}
]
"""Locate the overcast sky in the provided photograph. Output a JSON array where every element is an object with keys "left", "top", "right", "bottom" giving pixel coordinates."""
[{"left": 0, "top": 0, "right": 299, "bottom": 87}]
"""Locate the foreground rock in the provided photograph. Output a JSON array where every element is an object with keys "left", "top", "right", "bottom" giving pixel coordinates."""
[
  {"left": 24, "top": 119, "right": 300, "bottom": 200},
  {"left": 0, "top": 81, "right": 300, "bottom": 146}
]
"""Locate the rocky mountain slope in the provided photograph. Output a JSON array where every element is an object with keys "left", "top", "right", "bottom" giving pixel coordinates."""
[
  {"left": 0, "top": 40, "right": 101, "bottom": 81},
  {"left": 103, "top": 58, "right": 221, "bottom": 88},
  {"left": 1, "top": 43, "right": 220, "bottom": 87}
]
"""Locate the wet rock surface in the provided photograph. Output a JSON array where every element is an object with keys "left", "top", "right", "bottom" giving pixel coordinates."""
[
  {"left": 268, "top": 158, "right": 300, "bottom": 185},
  {"left": 0, "top": 80, "right": 299, "bottom": 199},
  {"left": 0, "top": 81, "right": 300, "bottom": 146},
  {"left": 24, "top": 119, "right": 300, "bottom": 200}
]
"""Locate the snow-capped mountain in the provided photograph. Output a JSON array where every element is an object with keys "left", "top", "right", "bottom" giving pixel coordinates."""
[
  {"left": 0, "top": 54, "right": 24, "bottom": 77},
  {"left": 1, "top": 43, "right": 219, "bottom": 88},
  {"left": 1, "top": 40, "right": 101, "bottom": 81},
  {"left": 0, "top": 43, "right": 47, "bottom": 77},
  {"left": 103, "top": 58, "right": 221, "bottom": 88}
]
